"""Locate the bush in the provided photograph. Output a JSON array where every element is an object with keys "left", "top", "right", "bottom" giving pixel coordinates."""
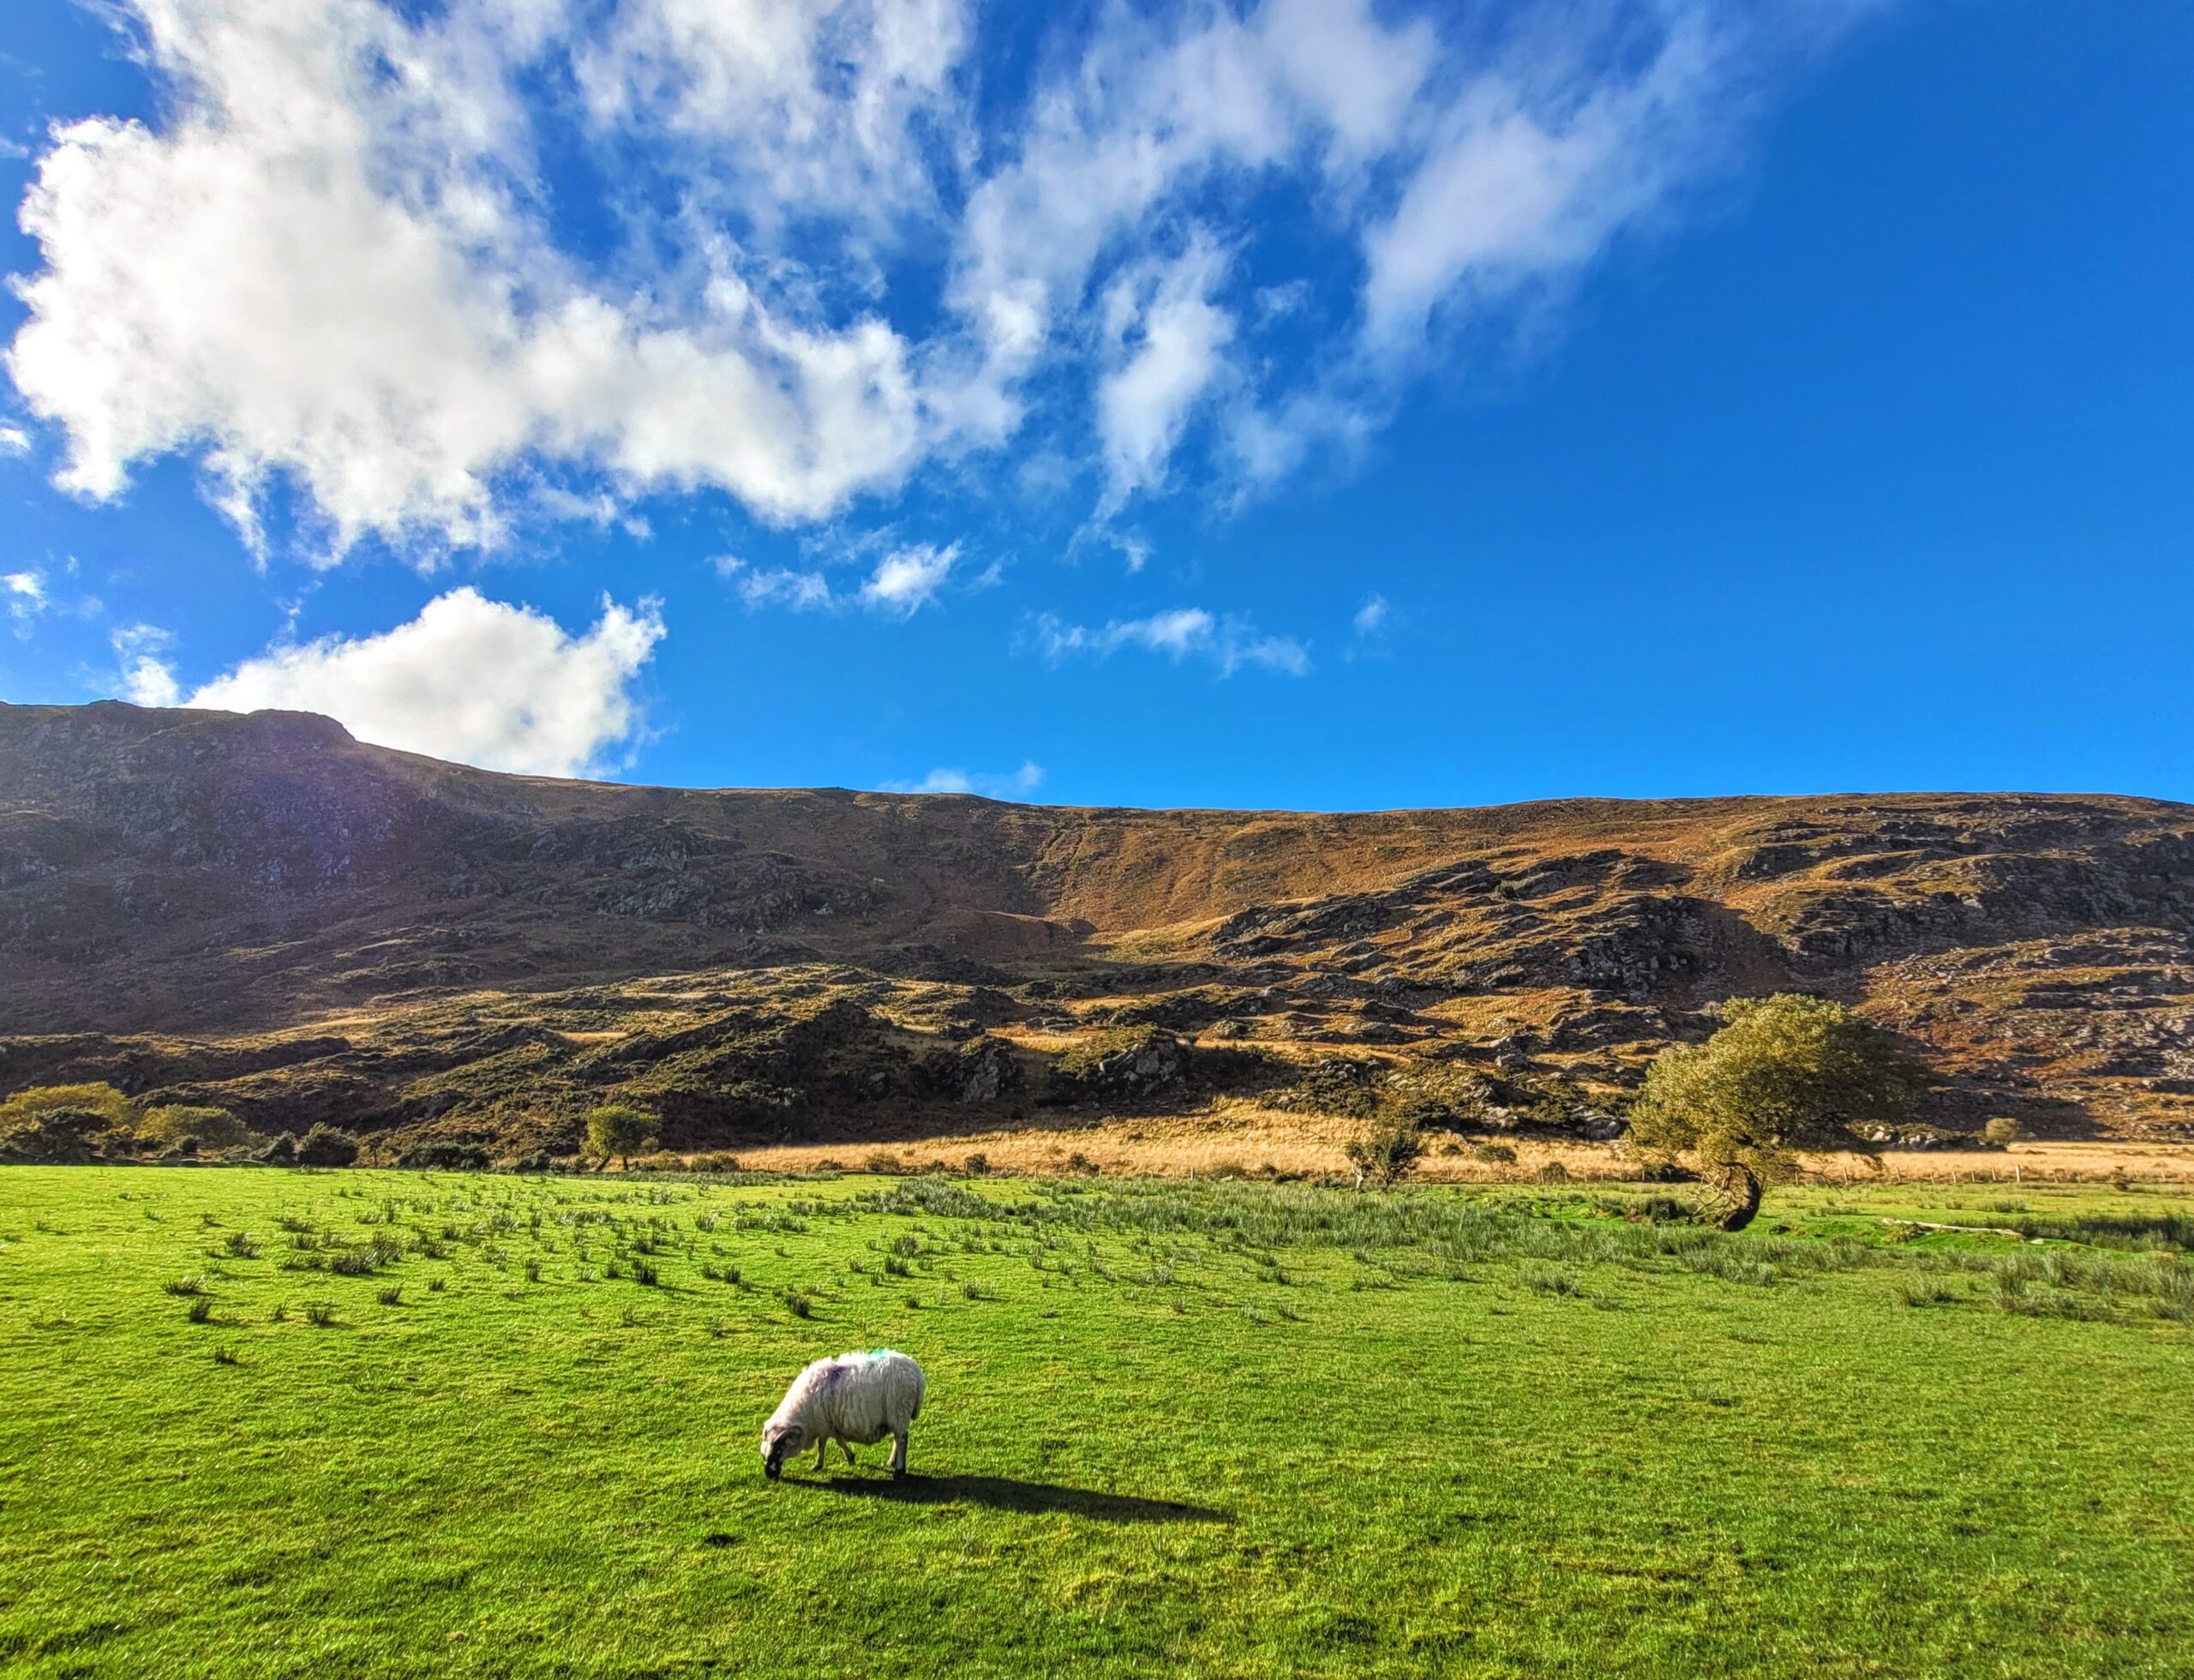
[
  {"left": 296, "top": 1124, "right": 361, "bottom": 1167},
  {"left": 0, "top": 1083, "right": 136, "bottom": 1160},
  {"left": 1382, "top": 1064, "right": 1494, "bottom": 1130},
  {"left": 1282, "top": 1059, "right": 1383, "bottom": 1119},
  {"left": 0, "top": 1083, "right": 133, "bottom": 1131},
  {"left": 584, "top": 1105, "right": 661, "bottom": 1169},
  {"left": 396, "top": 1141, "right": 490, "bottom": 1171},
  {"left": 1471, "top": 1141, "right": 1519, "bottom": 1165},
  {"left": 137, "top": 1105, "right": 250, "bottom": 1155},
  {"left": 0, "top": 1104, "right": 124, "bottom": 1162},
  {"left": 1049, "top": 1028, "right": 1187, "bottom": 1101},
  {"left": 1629, "top": 993, "right": 1931, "bottom": 1231},
  {"left": 1981, "top": 1117, "right": 2027, "bottom": 1148},
  {"left": 1346, "top": 1116, "right": 1424, "bottom": 1185}
]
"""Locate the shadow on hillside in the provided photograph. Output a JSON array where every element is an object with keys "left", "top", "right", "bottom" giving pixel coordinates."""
[{"left": 794, "top": 1472, "right": 1227, "bottom": 1524}]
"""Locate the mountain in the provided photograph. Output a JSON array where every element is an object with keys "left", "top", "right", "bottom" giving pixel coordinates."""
[{"left": 3, "top": 699, "right": 2191, "bottom": 1161}]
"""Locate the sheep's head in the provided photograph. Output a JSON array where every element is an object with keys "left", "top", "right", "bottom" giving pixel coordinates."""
[{"left": 761, "top": 1421, "right": 803, "bottom": 1480}]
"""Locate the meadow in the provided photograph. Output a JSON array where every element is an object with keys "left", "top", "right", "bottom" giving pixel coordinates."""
[{"left": 2, "top": 1167, "right": 2191, "bottom": 1677}]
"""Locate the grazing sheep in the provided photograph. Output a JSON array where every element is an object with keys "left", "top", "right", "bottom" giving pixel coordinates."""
[{"left": 762, "top": 1349, "right": 925, "bottom": 1480}]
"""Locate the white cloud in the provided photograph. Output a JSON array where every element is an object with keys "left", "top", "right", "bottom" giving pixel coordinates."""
[
  {"left": 723, "top": 541, "right": 958, "bottom": 616},
  {"left": 111, "top": 621, "right": 183, "bottom": 705},
  {"left": 5, "top": 0, "right": 928, "bottom": 555},
  {"left": 3, "top": 0, "right": 1849, "bottom": 552},
  {"left": 6, "top": 569, "right": 49, "bottom": 633},
  {"left": 185, "top": 588, "right": 665, "bottom": 776},
  {"left": 1359, "top": 20, "right": 1723, "bottom": 351},
  {"left": 1352, "top": 592, "right": 1390, "bottom": 637},
  {"left": 858, "top": 542, "right": 956, "bottom": 616},
  {"left": 1033, "top": 607, "right": 1309, "bottom": 678},
  {"left": 1097, "top": 238, "right": 1235, "bottom": 505},
  {"left": 884, "top": 760, "right": 1044, "bottom": 800},
  {"left": 0, "top": 425, "right": 30, "bottom": 456},
  {"left": 575, "top": 0, "right": 969, "bottom": 237},
  {"left": 726, "top": 562, "right": 838, "bottom": 612}
]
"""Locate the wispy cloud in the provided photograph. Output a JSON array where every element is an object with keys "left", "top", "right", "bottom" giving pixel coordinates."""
[
  {"left": 5, "top": 568, "right": 48, "bottom": 633},
  {"left": 884, "top": 760, "right": 1046, "bottom": 800},
  {"left": 1, "top": 0, "right": 1853, "bottom": 560},
  {"left": 111, "top": 621, "right": 181, "bottom": 704},
  {"left": 857, "top": 543, "right": 958, "bottom": 616},
  {"left": 722, "top": 542, "right": 960, "bottom": 617},
  {"left": 0, "top": 424, "right": 30, "bottom": 457},
  {"left": 1348, "top": 591, "right": 1393, "bottom": 657},
  {"left": 1032, "top": 607, "right": 1309, "bottom": 678}
]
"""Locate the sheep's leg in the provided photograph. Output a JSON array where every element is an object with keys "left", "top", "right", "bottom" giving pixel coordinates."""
[
  {"left": 840, "top": 1440, "right": 856, "bottom": 1467},
  {"left": 890, "top": 1428, "right": 908, "bottom": 1476},
  {"left": 814, "top": 1437, "right": 828, "bottom": 1471}
]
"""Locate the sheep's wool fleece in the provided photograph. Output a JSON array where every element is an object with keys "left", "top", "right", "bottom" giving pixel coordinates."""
[{"left": 769, "top": 1350, "right": 925, "bottom": 1443}]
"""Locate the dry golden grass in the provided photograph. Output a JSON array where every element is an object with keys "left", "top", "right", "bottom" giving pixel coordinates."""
[{"left": 701, "top": 1117, "right": 2194, "bottom": 1186}]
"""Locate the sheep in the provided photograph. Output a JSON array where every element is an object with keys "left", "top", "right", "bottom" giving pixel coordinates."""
[{"left": 761, "top": 1349, "right": 925, "bottom": 1480}]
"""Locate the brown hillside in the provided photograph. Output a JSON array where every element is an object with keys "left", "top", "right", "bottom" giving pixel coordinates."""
[{"left": 3, "top": 699, "right": 2191, "bottom": 1161}]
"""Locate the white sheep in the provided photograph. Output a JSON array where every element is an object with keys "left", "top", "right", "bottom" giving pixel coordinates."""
[{"left": 761, "top": 1349, "right": 925, "bottom": 1479}]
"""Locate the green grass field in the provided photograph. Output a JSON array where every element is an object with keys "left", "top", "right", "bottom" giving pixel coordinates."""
[{"left": 3, "top": 1167, "right": 2191, "bottom": 1677}]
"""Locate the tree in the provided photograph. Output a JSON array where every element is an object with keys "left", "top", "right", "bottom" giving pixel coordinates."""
[
  {"left": 584, "top": 1105, "right": 660, "bottom": 1170},
  {"left": 1628, "top": 994, "right": 1931, "bottom": 1231}
]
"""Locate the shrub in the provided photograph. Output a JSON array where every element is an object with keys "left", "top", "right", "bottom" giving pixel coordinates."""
[
  {"left": 1346, "top": 1115, "right": 1424, "bottom": 1185},
  {"left": 1050, "top": 1027, "right": 1187, "bottom": 1101},
  {"left": 1471, "top": 1141, "right": 1519, "bottom": 1165},
  {"left": 0, "top": 1088, "right": 134, "bottom": 1167},
  {"left": 1981, "top": 1117, "right": 2027, "bottom": 1148},
  {"left": 378, "top": 1286, "right": 405, "bottom": 1306},
  {"left": 1381, "top": 1064, "right": 1494, "bottom": 1130},
  {"left": 186, "top": 1297, "right": 213, "bottom": 1323},
  {"left": 0, "top": 1084, "right": 134, "bottom": 1161},
  {"left": 397, "top": 1141, "right": 491, "bottom": 1171},
  {"left": 137, "top": 1105, "right": 250, "bottom": 1155},
  {"left": 296, "top": 1125, "right": 361, "bottom": 1167},
  {"left": 303, "top": 1300, "right": 337, "bottom": 1327},
  {"left": 584, "top": 1105, "right": 661, "bottom": 1169},
  {"left": 782, "top": 1287, "right": 816, "bottom": 1319},
  {"left": 1284, "top": 1059, "right": 1383, "bottom": 1119},
  {"left": 1628, "top": 993, "right": 1931, "bottom": 1231}
]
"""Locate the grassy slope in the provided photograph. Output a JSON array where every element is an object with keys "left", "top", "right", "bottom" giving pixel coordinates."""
[{"left": 2, "top": 1168, "right": 2191, "bottom": 1677}]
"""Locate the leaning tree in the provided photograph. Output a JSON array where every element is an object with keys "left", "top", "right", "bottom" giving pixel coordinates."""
[
  {"left": 1628, "top": 993, "right": 1932, "bottom": 1230},
  {"left": 584, "top": 1104, "right": 662, "bottom": 1170}
]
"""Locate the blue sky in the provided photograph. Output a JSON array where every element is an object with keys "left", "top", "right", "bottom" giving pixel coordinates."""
[{"left": 0, "top": 0, "right": 2188, "bottom": 810}]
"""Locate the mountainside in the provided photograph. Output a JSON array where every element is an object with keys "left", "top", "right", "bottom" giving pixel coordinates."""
[{"left": 3, "top": 699, "right": 2191, "bottom": 1161}]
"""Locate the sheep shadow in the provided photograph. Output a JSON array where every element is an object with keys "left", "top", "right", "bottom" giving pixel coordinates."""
[{"left": 794, "top": 1473, "right": 1227, "bottom": 1525}]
